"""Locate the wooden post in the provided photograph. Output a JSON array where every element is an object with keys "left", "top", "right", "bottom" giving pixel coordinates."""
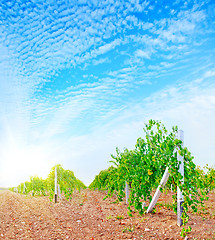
[
  {"left": 147, "top": 167, "right": 169, "bottom": 213},
  {"left": 177, "top": 130, "right": 184, "bottom": 226},
  {"left": 31, "top": 177, "right": 34, "bottom": 196},
  {"left": 55, "top": 166, "right": 57, "bottom": 203},
  {"left": 23, "top": 183, "right": 26, "bottom": 194},
  {"left": 125, "top": 182, "right": 130, "bottom": 204},
  {"left": 57, "top": 184, "right": 61, "bottom": 200}
]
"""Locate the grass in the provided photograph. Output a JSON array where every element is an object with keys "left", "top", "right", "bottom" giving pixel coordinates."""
[
  {"left": 139, "top": 216, "right": 148, "bottom": 222},
  {"left": 122, "top": 226, "right": 135, "bottom": 233},
  {"left": 156, "top": 201, "right": 174, "bottom": 210}
]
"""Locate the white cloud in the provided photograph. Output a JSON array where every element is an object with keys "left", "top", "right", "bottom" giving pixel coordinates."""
[
  {"left": 92, "top": 57, "right": 109, "bottom": 65},
  {"left": 204, "top": 69, "right": 215, "bottom": 78},
  {"left": 97, "top": 39, "right": 122, "bottom": 55},
  {"left": 135, "top": 49, "right": 151, "bottom": 59}
]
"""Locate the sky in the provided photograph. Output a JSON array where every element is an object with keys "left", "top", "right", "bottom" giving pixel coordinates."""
[{"left": 0, "top": 0, "right": 215, "bottom": 187}]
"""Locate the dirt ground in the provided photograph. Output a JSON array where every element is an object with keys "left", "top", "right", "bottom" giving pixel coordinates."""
[{"left": 0, "top": 189, "right": 214, "bottom": 240}]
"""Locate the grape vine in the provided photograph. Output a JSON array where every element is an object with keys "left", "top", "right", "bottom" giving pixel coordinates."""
[
  {"left": 10, "top": 164, "right": 86, "bottom": 201},
  {"left": 91, "top": 120, "right": 212, "bottom": 236}
]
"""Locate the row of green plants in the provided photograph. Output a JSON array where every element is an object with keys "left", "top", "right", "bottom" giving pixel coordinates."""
[
  {"left": 89, "top": 120, "right": 214, "bottom": 236},
  {"left": 90, "top": 163, "right": 215, "bottom": 194},
  {"left": 10, "top": 164, "right": 86, "bottom": 201},
  {"left": 195, "top": 165, "right": 215, "bottom": 191}
]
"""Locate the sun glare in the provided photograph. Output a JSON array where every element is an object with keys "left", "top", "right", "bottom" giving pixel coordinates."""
[{"left": 1, "top": 143, "right": 52, "bottom": 187}]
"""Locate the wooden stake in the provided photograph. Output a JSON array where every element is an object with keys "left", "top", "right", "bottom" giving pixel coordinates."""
[
  {"left": 55, "top": 166, "right": 57, "bottom": 203},
  {"left": 177, "top": 130, "right": 184, "bottom": 226},
  {"left": 147, "top": 167, "right": 169, "bottom": 213},
  {"left": 125, "top": 182, "right": 130, "bottom": 204},
  {"left": 58, "top": 184, "right": 61, "bottom": 200},
  {"left": 23, "top": 183, "right": 26, "bottom": 194}
]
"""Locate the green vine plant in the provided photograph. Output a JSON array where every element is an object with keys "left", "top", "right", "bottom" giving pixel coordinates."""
[
  {"left": 91, "top": 120, "right": 209, "bottom": 236},
  {"left": 89, "top": 166, "right": 115, "bottom": 191},
  {"left": 10, "top": 164, "right": 86, "bottom": 201}
]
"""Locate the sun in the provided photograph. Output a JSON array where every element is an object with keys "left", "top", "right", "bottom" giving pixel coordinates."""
[{"left": 0, "top": 143, "right": 52, "bottom": 187}]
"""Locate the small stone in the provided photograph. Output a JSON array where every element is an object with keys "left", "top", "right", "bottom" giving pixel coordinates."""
[
  {"left": 145, "top": 228, "right": 150, "bottom": 231},
  {"left": 76, "top": 220, "right": 81, "bottom": 223}
]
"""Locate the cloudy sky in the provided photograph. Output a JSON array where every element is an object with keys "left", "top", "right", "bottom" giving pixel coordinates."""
[{"left": 0, "top": 0, "right": 214, "bottom": 187}]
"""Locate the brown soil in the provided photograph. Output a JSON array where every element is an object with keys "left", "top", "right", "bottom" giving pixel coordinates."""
[{"left": 0, "top": 190, "right": 214, "bottom": 239}]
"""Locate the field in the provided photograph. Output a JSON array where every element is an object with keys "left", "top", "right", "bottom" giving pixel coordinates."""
[{"left": 0, "top": 190, "right": 214, "bottom": 239}]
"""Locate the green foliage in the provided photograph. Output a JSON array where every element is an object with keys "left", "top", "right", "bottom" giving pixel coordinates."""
[
  {"left": 92, "top": 119, "right": 210, "bottom": 234},
  {"left": 14, "top": 177, "right": 47, "bottom": 196},
  {"left": 181, "top": 226, "right": 192, "bottom": 237},
  {"left": 122, "top": 226, "right": 135, "bottom": 233},
  {"left": 88, "top": 166, "right": 115, "bottom": 191},
  {"left": 46, "top": 164, "right": 86, "bottom": 201},
  {"left": 32, "top": 176, "right": 47, "bottom": 196},
  {"left": 196, "top": 165, "right": 215, "bottom": 192},
  {"left": 12, "top": 164, "right": 86, "bottom": 201}
]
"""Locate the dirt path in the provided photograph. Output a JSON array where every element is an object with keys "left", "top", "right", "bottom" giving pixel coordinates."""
[{"left": 0, "top": 190, "right": 214, "bottom": 239}]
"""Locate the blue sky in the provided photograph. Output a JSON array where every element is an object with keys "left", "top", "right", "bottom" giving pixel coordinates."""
[{"left": 0, "top": 0, "right": 215, "bottom": 187}]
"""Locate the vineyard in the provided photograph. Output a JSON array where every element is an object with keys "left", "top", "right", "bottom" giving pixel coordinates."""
[
  {"left": 9, "top": 165, "right": 86, "bottom": 201},
  {"left": 2, "top": 120, "right": 215, "bottom": 239}
]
